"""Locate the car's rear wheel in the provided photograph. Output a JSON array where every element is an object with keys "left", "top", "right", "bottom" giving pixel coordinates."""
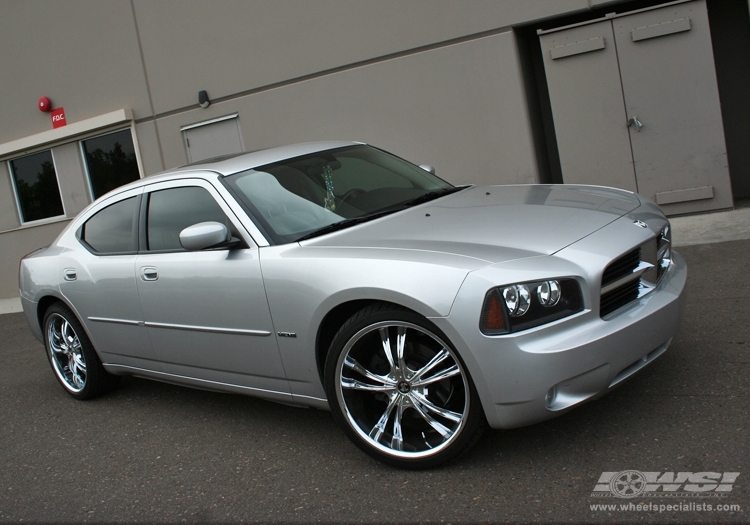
[
  {"left": 43, "top": 303, "right": 119, "bottom": 399},
  {"left": 325, "top": 303, "right": 485, "bottom": 469}
]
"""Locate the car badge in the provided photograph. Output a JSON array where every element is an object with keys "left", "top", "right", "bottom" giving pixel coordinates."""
[{"left": 633, "top": 220, "right": 648, "bottom": 229}]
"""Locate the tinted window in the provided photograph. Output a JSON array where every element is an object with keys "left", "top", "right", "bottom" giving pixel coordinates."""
[
  {"left": 9, "top": 150, "right": 65, "bottom": 223},
  {"left": 81, "top": 130, "right": 140, "bottom": 199},
  {"left": 147, "top": 186, "right": 226, "bottom": 251},
  {"left": 82, "top": 196, "right": 138, "bottom": 253}
]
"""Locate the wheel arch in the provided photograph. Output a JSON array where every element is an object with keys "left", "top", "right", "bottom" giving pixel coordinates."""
[
  {"left": 35, "top": 295, "right": 99, "bottom": 357},
  {"left": 315, "top": 299, "right": 428, "bottom": 386}
]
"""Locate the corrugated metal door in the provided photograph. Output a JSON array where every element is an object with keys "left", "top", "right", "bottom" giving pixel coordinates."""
[{"left": 540, "top": 0, "right": 733, "bottom": 215}]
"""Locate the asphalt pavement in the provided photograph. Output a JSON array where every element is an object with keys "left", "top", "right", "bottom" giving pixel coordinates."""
[{"left": 1, "top": 240, "right": 748, "bottom": 524}]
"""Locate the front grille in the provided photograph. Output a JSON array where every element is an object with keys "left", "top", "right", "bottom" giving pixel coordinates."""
[
  {"left": 600, "top": 248, "right": 642, "bottom": 318},
  {"left": 602, "top": 248, "right": 641, "bottom": 286},
  {"left": 599, "top": 222, "right": 672, "bottom": 319}
]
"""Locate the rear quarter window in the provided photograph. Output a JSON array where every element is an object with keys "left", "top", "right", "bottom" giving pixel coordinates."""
[{"left": 81, "top": 196, "right": 139, "bottom": 254}]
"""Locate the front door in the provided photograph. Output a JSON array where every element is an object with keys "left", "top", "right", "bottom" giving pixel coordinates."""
[{"left": 134, "top": 179, "right": 289, "bottom": 395}]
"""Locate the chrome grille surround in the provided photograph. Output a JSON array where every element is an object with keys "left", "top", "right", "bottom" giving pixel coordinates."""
[{"left": 600, "top": 223, "right": 672, "bottom": 318}]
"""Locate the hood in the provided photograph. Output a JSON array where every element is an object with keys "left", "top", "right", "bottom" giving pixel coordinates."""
[{"left": 303, "top": 185, "right": 640, "bottom": 264}]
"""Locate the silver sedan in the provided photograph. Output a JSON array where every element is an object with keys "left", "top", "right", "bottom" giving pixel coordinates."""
[{"left": 19, "top": 142, "right": 686, "bottom": 468}]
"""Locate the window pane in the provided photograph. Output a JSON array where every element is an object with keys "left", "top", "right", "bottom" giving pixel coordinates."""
[
  {"left": 82, "top": 129, "right": 140, "bottom": 199},
  {"left": 9, "top": 150, "right": 64, "bottom": 223},
  {"left": 82, "top": 196, "right": 138, "bottom": 254},
  {"left": 147, "top": 187, "right": 226, "bottom": 251},
  {"left": 225, "top": 145, "right": 452, "bottom": 244}
]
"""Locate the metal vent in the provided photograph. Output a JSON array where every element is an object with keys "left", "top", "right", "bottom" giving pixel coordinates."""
[{"left": 600, "top": 248, "right": 649, "bottom": 318}]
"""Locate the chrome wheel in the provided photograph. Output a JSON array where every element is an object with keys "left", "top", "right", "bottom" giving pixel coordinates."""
[
  {"left": 333, "top": 319, "right": 472, "bottom": 462},
  {"left": 43, "top": 303, "right": 119, "bottom": 399},
  {"left": 47, "top": 312, "right": 87, "bottom": 393}
]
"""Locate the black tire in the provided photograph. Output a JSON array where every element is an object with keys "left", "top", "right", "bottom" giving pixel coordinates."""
[
  {"left": 43, "top": 302, "right": 119, "bottom": 400},
  {"left": 324, "top": 303, "right": 485, "bottom": 469}
]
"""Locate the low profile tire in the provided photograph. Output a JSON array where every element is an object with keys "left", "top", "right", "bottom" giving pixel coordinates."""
[
  {"left": 324, "top": 303, "right": 485, "bottom": 469},
  {"left": 43, "top": 303, "right": 119, "bottom": 400}
]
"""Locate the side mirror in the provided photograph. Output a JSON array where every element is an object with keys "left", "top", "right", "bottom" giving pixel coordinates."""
[
  {"left": 419, "top": 164, "right": 436, "bottom": 175},
  {"left": 179, "top": 221, "right": 230, "bottom": 251}
]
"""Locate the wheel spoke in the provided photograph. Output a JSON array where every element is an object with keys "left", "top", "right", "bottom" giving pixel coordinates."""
[
  {"left": 341, "top": 378, "right": 395, "bottom": 392},
  {"left": 369, "top": 393, "right": 399, "bottom": 442},
  {"left": 68, "top": 355, "right": 85, "bottom": 389},
  {"left": 395, "top": 326, "right": 407, "bottom": 376},
  {"left": 409, "top": 396, "right": 453, "bottom": 439},
  {"left": 412, "top": 363, "right": 460, "bottom": 387},
  {"left": 344, "top": 356, "right": 393, "bottom": 386},
  {"left": 411, "top": 347, "right": 453, "bottom": 381},
  {"left": 390, "top": 399, "right": 405, "bottom": 451},
  {"left": 379, "top": 327, "right": 397, "bottom": 374},
  {"left": 410, "top": 391, "right": 462, "bottom": 423},
  {"left": 72, "top": 352, "right": 87, "bottom": 372},
  {"left": 62, "top": 320, "right": 73, "bottom": 344}
]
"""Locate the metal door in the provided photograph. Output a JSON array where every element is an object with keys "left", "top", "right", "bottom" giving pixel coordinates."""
[
  {"left": 539, "top": 20, "right": 638, "bottom": 192},
  {"left": 613, "top": 1, "right": 732, "bottom": 214},
  {"left": 540, "top": 0, "right": 733, "bottom": 215},
  {"left": 182, "top": 115, "right": 244, "bottom": 163}
]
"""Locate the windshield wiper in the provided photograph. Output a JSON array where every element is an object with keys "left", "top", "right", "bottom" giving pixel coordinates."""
[
  {"left": 398, "top": 186, "right": 466, "bottom": 208},
  {"left": 296, "top": 210, "right": 396, "bottom": 242}
]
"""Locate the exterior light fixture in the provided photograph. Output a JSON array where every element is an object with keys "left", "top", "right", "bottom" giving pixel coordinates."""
[{"left": 198, "top": 90, "right": 210, "bottom": 108}]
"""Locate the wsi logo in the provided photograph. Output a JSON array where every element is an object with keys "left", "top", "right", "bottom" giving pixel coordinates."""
[{"left": 591, "top": 471, "right": 740, "bottom": 498}]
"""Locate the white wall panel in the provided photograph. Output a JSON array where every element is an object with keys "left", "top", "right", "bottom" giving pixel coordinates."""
[
  {"left": 52, "top": 142, "right": 89, "bottom": 217},
  {"left": 0, "top": 163, "right": 20, "bottom": 231}
]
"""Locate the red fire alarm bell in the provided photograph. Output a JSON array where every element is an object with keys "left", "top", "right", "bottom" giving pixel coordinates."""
[{"left": 38, "top": 96, "right": 52, "bottom": 112}]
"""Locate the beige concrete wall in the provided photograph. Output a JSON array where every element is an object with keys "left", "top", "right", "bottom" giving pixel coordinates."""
[
  {"left": 133, "top": 0, "right": 598, "bottom": 115},
  {"left": 0, "top": 0, "right": 152, "bottom": 144},
  {"left": 155, "top": 32, "right": 537, "bottom": 186}
]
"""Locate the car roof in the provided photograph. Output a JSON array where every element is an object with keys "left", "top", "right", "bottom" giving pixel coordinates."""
[
  {"left": 168, "top": 140, "right": 362, "bottom": 177},
  {"left": 94, "top": 141, "right": 363, "bottom": 202}
]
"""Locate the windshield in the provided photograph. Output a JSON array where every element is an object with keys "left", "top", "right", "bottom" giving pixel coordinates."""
[{"left": 223, "top": 145, "right": 456, "bottom": 244}]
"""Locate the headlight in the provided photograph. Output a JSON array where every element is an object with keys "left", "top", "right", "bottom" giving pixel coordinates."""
[
  {"left": 657, "top": 222, "right": 671, "bottom": 280},
  {"left": 480, "top": 278, "right": 584, "bottom": 335}
]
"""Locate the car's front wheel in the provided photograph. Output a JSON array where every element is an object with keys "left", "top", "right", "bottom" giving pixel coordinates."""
[
  {"left": 325, "top": 304, "right": 485, "bottom": 469},
  {"left": 43, "top": 303, "right": 119, "bottom": 399}
]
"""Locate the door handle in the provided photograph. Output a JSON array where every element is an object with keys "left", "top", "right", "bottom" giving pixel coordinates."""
[
  {"left": 63, "top": 268, "right": 77, "bottom": 281},
  {"left": 627, "top": 116, "right": 643, "bottom": 131},
  {"left": 140, "top": 267, "right": 158, "bottom": 281}
]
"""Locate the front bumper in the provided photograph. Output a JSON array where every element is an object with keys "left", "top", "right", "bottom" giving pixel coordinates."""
[{"left": 433, "top": 250, "right": 686, "bottom": 430}]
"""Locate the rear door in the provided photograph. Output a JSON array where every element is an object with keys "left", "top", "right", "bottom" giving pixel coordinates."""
[{"left": 58, "top": 187, "right": 158, "bottom": 369}]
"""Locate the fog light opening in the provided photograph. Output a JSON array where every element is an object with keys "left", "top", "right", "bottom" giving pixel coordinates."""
[{"left": 545, "top": 386, "right": 558, "bottom": 409}]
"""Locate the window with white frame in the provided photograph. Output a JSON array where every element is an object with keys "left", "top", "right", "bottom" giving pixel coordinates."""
[
  {"left": 9, "top": 150, "right": 65, "bottom": 223},
  {"left": 81, "top": 129, "right": 140, "bottom": 200}
]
